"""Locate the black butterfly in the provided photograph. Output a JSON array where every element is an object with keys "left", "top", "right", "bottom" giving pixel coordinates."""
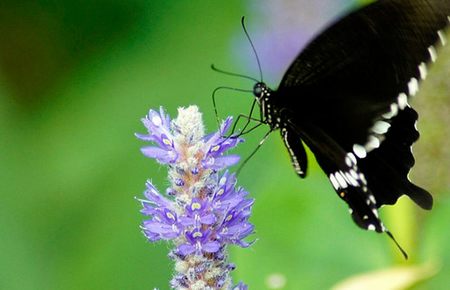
[{"left": 222, "top": 0, "right": 450, "bottom": 256}]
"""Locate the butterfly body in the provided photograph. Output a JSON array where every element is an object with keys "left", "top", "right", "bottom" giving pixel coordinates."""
[{"left": 248, "top": 0, "right": 449, "bottom": 235}]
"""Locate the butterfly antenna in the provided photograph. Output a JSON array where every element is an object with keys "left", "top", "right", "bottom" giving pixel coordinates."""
[
  {"left": 211, "top": 64, "right": 259, "bottom": 83},
  {"left": 386, "top": 230, "right": 408, "bottom": 260},
  {"left": 241, "top": 16, "right": 263, "bottom": 82}
]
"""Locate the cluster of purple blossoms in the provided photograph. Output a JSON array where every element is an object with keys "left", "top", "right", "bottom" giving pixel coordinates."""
[{"left": 136, "top": 106, "right": 253, "bottom": 290}]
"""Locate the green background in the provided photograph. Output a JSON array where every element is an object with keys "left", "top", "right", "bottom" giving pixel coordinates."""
[{"left": 1, "top": 1, "right": 449, "bottom": 289}]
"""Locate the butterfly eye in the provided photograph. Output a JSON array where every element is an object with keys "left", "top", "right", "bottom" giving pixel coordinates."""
[{"left": 253, "top": 82, "right": 265, "bottom": 98}]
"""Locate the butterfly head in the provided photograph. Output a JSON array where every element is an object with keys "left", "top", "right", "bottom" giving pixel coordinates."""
[
  {"left": 253, "top": 81, "right": 279, "bottom": 127},
  {"left": 253, "top": 82, "right": 271, "bottom": 104}
]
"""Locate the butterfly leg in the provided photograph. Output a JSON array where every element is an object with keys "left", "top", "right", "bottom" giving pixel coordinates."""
[
  {"left": 236, "top": 129, "right": 273, "bottom": 176},
  {"left": 228, "top": 99, "right": 263, "bottom": 137},
  {"left": 211, "top": 86, "right": 253, "bottom": 129},
  {"left": 280, "top": 126, "right": 308, "bottom": 178}
]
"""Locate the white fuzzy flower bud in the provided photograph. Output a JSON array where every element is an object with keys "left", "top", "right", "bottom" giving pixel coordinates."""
[{"left": 173, "top": 106, "right": 205, "bottom": 145}]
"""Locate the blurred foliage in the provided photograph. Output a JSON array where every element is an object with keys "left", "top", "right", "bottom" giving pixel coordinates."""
[{"left": 0, "top": 1, "right": 449, "bottom": 290}]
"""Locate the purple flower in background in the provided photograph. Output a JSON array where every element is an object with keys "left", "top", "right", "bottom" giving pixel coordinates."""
[
  {"left": 234, "top": 1, "right": 356, "bottom": 84},
  {"left": 137, "top": 105, "right": 252, "bottom": 289}
]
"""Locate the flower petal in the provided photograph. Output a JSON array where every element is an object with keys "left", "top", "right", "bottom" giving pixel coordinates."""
[
  {"left": 206, "top": 155, "right": 240, "bottom": 170},
  {"left": 233, "top": 282, "right": 248, "bottom": 290},
  {"left": 177, "top": 244, "right": 196, "bottom": 256},
  {"left": 141, "top": 146, "right": 177, "bottom": 163},
  {"left": 142, "top": 220, "right": 181, "bottom": 240},
  {"left": 200, "top": 213, "right": 216, "bottom": 225},
  {"left": 144, "top": 181, "right": 173, "bottom": 208},
  {"left": 134, "top": 132, "right": 155, "bottom": 141},
  {"left": 202, "top": 241, "right": 221, "bottom": 253}
]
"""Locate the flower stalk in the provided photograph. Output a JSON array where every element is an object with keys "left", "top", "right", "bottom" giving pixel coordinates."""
[{"left": 136, "top": 106, "right": 253, "bottom": 289}]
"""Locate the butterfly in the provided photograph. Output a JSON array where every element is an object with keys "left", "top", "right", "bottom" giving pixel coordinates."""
[{"left": 222, "top": 0, "right": 450, "bottom": 256}]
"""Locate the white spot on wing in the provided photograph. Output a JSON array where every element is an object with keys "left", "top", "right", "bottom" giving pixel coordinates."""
[
  {"left": 397, "top": 93, "right": 409, "bottom": 110},
  {"left": 428, "top": 45, "right": 437, "bottom": 62},
  {"left": 345, "top": 155, "right": 352, "bottom": 167},
  {"left": 329, "top": 174, "right": 340, "bottom": 190},
  {"left": 372, "top": 208, "right": 379, "bottom": 218},
  {"left": 353, "top": 144, "right": 367, "bottom": 158},
  {"left": 365, "top": 135, "right": 380, "bottom": 152},
  {"left": 418, "top": 62, "right": 427, "bottom": 80},
  {"left": 345, "top": 172, "right": 359, "bottom": 186},
  {"left": 367, "top": 224, "right": 376, "bottom": 231},
  {"left": 347, "top": 153, "right": 357, "bottom": 164},
  {"left": 408, "top": 77, "right": 419, "bottom": 97},
  {"left": 339, "top": 170, "right": 350, "bottom": 184},
  {"left": 334, "top": 172, "right": 348, "bottom": 189},
  {"left": 382, "top": 103, "right": 399, "bottom": 119},
  {"left": 372, "top": 120, "right": 391, "bottom": 135}
]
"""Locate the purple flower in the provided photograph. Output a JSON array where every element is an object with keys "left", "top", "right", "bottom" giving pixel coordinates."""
[
  {"left": 233, "top": 282, "right": 249, "bottom": 290},
  {"left": 212, "top": 171, "right": 248, "bottom": 211},
  {"left": 136, "top": 107, "right": 178, "bottom": 164},
  {"left": 177, "top": 229, "right": 221, "bottom": 256},
  {"left": 202, "top": 117, "right": 243, "bottom": 170},
  {"left": 217, "top": 201, "right": 255, "bottom": 247},
  {"left": 141, "top": 208, "right": 183, "bottom": 241},
  {"left": 137, "top": 106, "right": 254, "bottom": 289},
  {"left": 179, "top": 198, "right": 216, "bottom": 227},
  {"left": 139, "top": 180, "right": 174, "bottom": 215}
]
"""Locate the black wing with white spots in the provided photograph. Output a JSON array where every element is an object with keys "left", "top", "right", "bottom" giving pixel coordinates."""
[
  {"left": 278, "top": 0, "right": 449, "bottom": 154},
  {"left": 249, "top": 0, "right": 449, "bottom": 242},
  {"left": 287, "top": 120, "right": 385, "bottom": 233},
  {"left": 358, "top": 106, "right": 433, "bottom": 209},
  {"left": 275, "top": 0, "right": 449, "bottom": 212}
]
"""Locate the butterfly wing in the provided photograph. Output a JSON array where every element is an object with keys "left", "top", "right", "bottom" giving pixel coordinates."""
[
  {"left": 286, "top": 120, "right": 410, "bottom": 257},
  {"left": 276, "top": 0, "right": 449, "bottom": 212},
  {"left": 278, "top": 0, "right": 450, "bottom": 146},
  {"left": 281, "top": 0, "right": 450, "bottom": 89},
  {"left": 357, "top": 106, "right": 433, "bottom": 209},
  {"left": 286, "top": 120, "right": 385, "bottom": 232}
]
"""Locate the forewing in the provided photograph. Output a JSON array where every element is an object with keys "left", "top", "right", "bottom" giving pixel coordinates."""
[
  {"left": 276, "top": 0, "right": 447, "bottom": 209},
  {"left": 281, "top": 0, "right": 450, "bottom": 88},
  {"left": 278, "top": 0, "right": 450, "bottom": 149}
]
